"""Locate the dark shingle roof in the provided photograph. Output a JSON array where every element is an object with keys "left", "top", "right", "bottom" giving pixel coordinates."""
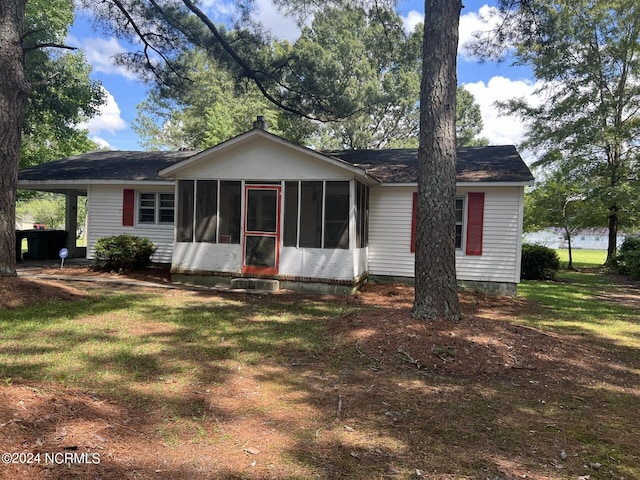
[
  {"left": 19, "top": 150, "right": 198, "bottom": 183},
  {"left": 18, "top": 145, "right": 533, "bottom": 185},
  {"left": 326, "top": 145, "right": 534, "bottom": 183}
]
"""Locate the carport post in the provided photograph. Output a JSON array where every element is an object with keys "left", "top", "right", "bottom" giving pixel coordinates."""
[{"left": 65, "top": 192, "right": 78, "bottom": 253}]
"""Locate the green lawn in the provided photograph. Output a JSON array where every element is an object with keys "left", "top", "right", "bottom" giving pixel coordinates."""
[
  {"left": 519, "top": 269, "right": 640, "bottom": 347},
  {"left": 555, "top": 248, "right": 607, "bottom": 267}
]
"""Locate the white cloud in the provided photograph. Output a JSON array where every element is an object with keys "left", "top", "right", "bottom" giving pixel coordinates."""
[
  {"left": 89, "top": 135, "right": 115, "bottom": 150},
  {"left": 458, "top": 5, "right": 502, "bottom": 60},
  {"left": 402, "top": 10, "right": 424, "bottom": 33},
  {"left": 251, "top": 0, "right": 303, "bottom": 41},
  {"left": 78, "top": 87, "right": 127, "bottom": 136},
  {"left": 402, "top": 4, "right": 503, "bottom": 59},
  {"left": 463, "top": 76, "right": 545, "bottom": 147},
  {"left": 67, "top": 35, "right": 138, "bottom": 80},
  {"left": 198, "top": 0, "right": 302, "bottom": 41},
  {"left": 199, "top": 0, "right": 236, "bottom": 19}
]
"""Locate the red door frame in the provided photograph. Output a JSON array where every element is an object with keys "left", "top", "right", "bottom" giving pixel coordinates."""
[{"left": 242, "top": 185, "right": 281, "bottom": 275}]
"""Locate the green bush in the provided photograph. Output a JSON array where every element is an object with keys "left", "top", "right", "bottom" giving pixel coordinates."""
[
  {"left": 521, "top": 243, "right": 560, "bottom": 280},
  {"left": 94, "top": 234, "right": 157, "bottom": 272},
  {"left": 615, "top": 236, "right": 640, "bottom": 280}
]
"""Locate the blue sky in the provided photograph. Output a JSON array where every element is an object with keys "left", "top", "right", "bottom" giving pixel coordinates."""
[{"left": 68, "top": 0, "right": 541, "bottom": 152}]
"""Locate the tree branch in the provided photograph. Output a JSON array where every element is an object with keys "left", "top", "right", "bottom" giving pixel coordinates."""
[
  {"left": 23, "top": 43, "right": 77, "bottom": 53},
  {"left": 110, "top": 0, "right": 187, "bottom": 83},
  {"left": 179, "top": 0, "right": 331, "bottom": 121}
]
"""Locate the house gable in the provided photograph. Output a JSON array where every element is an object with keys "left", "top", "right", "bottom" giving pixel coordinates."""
[{"left": 159, "top": 129, "right": 373, "bottom": 182}]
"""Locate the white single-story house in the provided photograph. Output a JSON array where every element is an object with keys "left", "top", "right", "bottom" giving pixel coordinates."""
[
  {"left": 524, "top": 228, "right": 624, "bottom": 250},
  {"left": 18, "top": 119, "right": 534, "bottom": 294}
]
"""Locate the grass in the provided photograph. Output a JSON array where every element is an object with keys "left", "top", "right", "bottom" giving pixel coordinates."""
[
  {"left": 0, "top": 275, "right": 638, "bottom": 479},
  {"left": 555, "top": 248, "right": 607, "bottom": 267},
  {"left": 519, "top": 270, "right": 640, "bottom": 347},
  {"left": 0, "top": 290, "right": 339, "bottom": 394}
]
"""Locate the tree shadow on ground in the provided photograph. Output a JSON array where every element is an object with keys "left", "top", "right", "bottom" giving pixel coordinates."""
[{"left": 0, "top": 282, "right": 638, "bottom": 479}]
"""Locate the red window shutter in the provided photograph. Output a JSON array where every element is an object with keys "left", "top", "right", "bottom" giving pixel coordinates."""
[
  {"left": 122, "top": 189, "right": 135, "bottom": 226},
  {"left": 466, "top": 192, "right": 484, "bottom": 255},
  {"left": 410, "top": 191, "right": 417, "bottom": 253}
]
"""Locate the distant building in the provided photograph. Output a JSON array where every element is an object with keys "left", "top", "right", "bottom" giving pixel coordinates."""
[
  {"left": 15, "top": 214, "right": 35, "bottom": 230},
  {"left": 524, "top": 228, "right": 625, "bottom": 250}
]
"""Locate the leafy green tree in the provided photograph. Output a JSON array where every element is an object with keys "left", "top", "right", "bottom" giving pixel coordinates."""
[
  {"left": 474, "top": 0, "right": 640, "bottom": 264},
  {"left": 22, "top": 51, "right": 103, "bottom": 167},
  {"left": 134, "top": 9, "right": 487, "bottom": 153},
  {"left": 283, "top": 6, "right": 421, "bottom": 149},
  {"left": 456, "top": 86, "right": 489, "bottom": 147},
  {"left": 525, "top": 164, "right": 599, "bottom": 268},
  {"left": 0, "top": 0, "right": 103, "bottom": 276},
  {"left": 16, "top": 193, "right": 66, "bottom": 230},
  {"left": 133, "top": 49, "right": 313, "bottom": 150}
]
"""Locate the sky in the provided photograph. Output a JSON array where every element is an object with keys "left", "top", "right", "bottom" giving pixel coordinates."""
[{"left": 68, "top": 0, "right": 543, "bottom": 154}]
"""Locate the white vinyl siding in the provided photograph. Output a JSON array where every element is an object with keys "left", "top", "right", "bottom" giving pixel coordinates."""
[
  {"left": 87, "top": 185, "right": 175, "bottom": 263},
  {"left": 368, "top": 186, "right": 416, "bottom": 277},
  {"left": 368, "top": 185, "right": 524, "bottom": 284},
  {"left": 456, "top": 187, "right": 523, "bottom": 284}
]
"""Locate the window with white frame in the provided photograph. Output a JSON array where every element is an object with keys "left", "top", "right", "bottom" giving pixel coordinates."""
[
  {"left": 138, "top": 192, "right": 175, "bottom": 225},
  {"left": 455, "top": 197, "right": 464, "bottom": 249}
]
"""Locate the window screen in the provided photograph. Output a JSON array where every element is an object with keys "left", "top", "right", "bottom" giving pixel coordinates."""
[
  {"left": 177, "top": 180, "right": 194, "bottom": 242},
  {"left": 219, "top": 181, "right": 241, "bottom": 244},
  {"left": 283, "top": 182, "right": 298, "bottom": 247},
  {"left": 195, "top": 180, "right": 217, "bottom": 243},
  {"left": 299, "top": 181, "right": 323, "bottom": 248},
  {"left": 324, "top": 181, "right": 350, "bottom": 249}
]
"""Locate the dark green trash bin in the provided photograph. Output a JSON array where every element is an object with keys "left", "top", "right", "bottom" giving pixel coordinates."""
[
  {"left": 25, "top": 231, "right": 48, "bottom": 260},
  {"left": 46, "top": 230, "right": 68, "bottom": 259},
  {"left": 23, "top": 230, "right": 68, "bottom": 260}
]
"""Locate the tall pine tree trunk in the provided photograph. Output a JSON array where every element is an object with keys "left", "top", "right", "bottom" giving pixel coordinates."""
[
  {"left": 412, "top": 0, "right": 462, "bottom": 321},
  {"left": 0, "top": 0, "right": 29, "bottom": 277}
]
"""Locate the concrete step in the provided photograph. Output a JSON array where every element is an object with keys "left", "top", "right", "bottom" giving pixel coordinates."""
[{"left": 230, "top": 278, "right": 280, "bottom": 292}]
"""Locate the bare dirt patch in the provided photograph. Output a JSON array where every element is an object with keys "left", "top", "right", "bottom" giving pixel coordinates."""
[{"left": 0, "top": 271, "right": 638, "bottom": 479}]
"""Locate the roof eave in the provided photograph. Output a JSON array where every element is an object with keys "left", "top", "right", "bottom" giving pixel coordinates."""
[
  {"left": 456, "top": 180, "right": 535, "bottom": 187},
  {"left": 18, "top": 179, "right": 175, "bottom": 188}
]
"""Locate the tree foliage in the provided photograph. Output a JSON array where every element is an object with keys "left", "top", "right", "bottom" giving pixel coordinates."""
[
  {"left": 133, "top": 6, "right": 488, "bottom": 151},
  {"left": 524, "top": 163, "right": 604, "bottom": 267},
  {"left": 133, "top": 6, "right": 422, "bottom": 150},
  {"left": 284, "top": 6, "right": 422, "bottom": 149},
  {"left": 456, "top": 86, "right": 489, "bottom": 147},
  {"left": 22, "top": 51, "right": 104, "bottom": 167},
  {"left": 16, "top": 193, "right": 66, "bottom": 230},
  {"left": 16, "top": 192, "right": 87, "bottom": 236},
  {"left": 133, "top": 49, "right": 313, "bottom": 150},
  {"left": 473, "top": 0, "right": 640, "bottom": 263},
  {"left": 21, "top": 0, "right": 104, "bottom": 168}
]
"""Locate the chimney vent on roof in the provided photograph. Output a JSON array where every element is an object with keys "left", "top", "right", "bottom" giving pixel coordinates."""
[{"left": 253, "top": 115, "right": 268, "bottom": 131}]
